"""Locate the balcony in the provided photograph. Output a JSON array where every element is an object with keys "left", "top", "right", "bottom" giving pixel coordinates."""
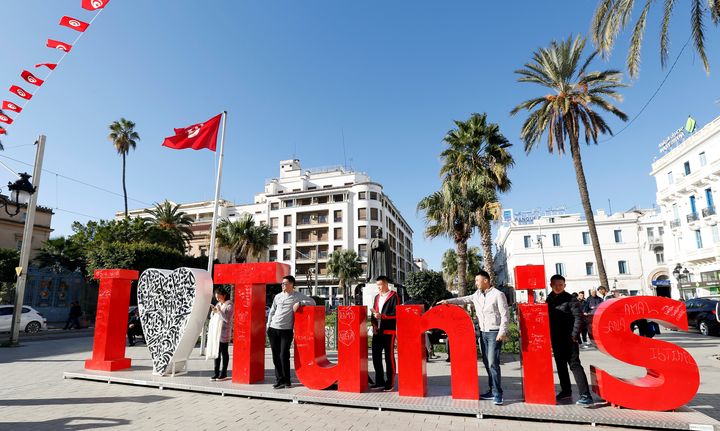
[
  {"left": 702, "top": 206, "right": 716, "bottom": 217},
  {"left": 670, "top": 219, "right": 682, "bottom": 230},
  {"left": 687, "top": 213, "right": 702, "bottom": 231}
]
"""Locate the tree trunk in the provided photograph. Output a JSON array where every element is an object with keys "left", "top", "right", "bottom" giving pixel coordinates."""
[
  {"left": 478, "top": 219, "right": 496, "bottom": 286},
  {"left": 569, "top": 132, "right": 609, "bottom": 290},
  {"left": 456, "top": 240, "right": 468, "bottom": 296},
  {"left": 122, "top": 152, "right": 128, "bottom": 218}
]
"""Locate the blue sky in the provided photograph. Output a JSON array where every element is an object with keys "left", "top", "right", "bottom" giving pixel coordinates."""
[{"left": 0, "top": 1, "right": 718, "bottom": 270}]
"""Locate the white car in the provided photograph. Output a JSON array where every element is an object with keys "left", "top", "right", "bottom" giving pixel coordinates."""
[{"left": 0, "top": 305, "right": 48, "bottom": 333}]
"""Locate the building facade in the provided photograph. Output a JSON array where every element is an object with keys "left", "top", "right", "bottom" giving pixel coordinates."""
[
  {"left": 494, "top": 209, "right": 667, "bottom": 297},
  {"left": 651, "top": 115, "right": 720, "bottom": 299},
  {"left": 0, "top": 198, "right": 53, "bottom": 259},
  {"left": 122, "top": 159, "right": 415, "bottom": 305}
]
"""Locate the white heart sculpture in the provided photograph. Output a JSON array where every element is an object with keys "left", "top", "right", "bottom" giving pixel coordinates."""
[{"left": 137, "top": 267, "right": 212, "bottom": 376}]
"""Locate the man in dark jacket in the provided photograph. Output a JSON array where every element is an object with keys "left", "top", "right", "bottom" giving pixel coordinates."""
[
  {"left": 547, "top": 274, "right": 593, "bottom": 406},
  {"left": 64, "top": 301, "right": 83, "bottom": 330},
  {"left": 370, "top": 275, "right": 401, "bottom": 391},
  {"left": 127, "top": 309, "right": 143, "bottom": 346}
]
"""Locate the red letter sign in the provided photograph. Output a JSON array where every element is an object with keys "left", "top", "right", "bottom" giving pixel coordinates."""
[
  {"left": 214, "top": 263, "right": 289, "bottom": 384},
  {"left": 85, "top": 269, "right": 138, "bottom": 371},
  {"left": 397, "top": 304, "right": 479, "bottom": 400},
  {"left": 591, "top": 296, "right": 700, "bottom": 411}
]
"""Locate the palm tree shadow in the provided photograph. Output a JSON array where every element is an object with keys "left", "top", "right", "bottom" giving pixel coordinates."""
[
  {"left": 0, "top": 395, "right": 170, "bottom": 407},
  {"left": 0, "top": 417, "right": 129, "bottom": 431}
]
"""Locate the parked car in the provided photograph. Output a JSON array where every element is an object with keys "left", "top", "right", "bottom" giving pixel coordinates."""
[
  {"left": 684, "top": 297, "right": 720, "bottom": 336},
  {"left": 0, "top": 305, "right": 48, "bottom": 334}
]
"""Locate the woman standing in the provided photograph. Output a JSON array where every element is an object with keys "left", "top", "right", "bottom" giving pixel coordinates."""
[{"left": 211, "top": 289, "right": 233, "bottom": 381}]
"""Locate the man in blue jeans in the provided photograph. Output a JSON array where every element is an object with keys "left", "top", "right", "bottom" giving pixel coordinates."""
[{"left": 438, "top": 270, "right": 509, "bottom": 405}]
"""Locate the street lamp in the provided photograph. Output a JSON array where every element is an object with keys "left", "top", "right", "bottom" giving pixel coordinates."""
[{"left": 2, "top": 172, "right": 36, "bottom": 216}]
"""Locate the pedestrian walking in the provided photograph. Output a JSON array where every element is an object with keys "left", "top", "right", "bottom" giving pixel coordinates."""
[{"left": 64, "top": 301, "right": 82, "bottom": 330}]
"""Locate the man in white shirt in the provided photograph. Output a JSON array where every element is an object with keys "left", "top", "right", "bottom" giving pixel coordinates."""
[{"left": 438, "top": 270, "right": 509, "bottom": 405}]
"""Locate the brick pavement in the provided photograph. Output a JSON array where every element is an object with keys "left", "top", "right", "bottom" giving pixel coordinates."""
[{"left": 0, "top": 331, "right": 718, "bottom": 430}]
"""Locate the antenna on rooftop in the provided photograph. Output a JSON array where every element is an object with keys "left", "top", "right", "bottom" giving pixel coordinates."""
[{"left": 341, "top": 128, "right": 347, "bottom": 170}]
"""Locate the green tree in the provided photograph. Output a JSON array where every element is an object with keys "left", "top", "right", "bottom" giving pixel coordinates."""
[
  {"left": 108, "top": 118, "right": 140, "bottom": 218},
  {"left": 34, "top": 237, "right": 85, "bottom": 273},
  {"left": 404, "top": 270, "right": 449, "bottom": 306},
  {"left": 441, "top": 247, "right": 483, "bottom": 293},
  {"left": 511, "top": 35, "right": 628, "bottom": 290},
  {"left": 417, "top": 181, "right": 475, "bottom": 296},
  {"left": 327, "top": 248, "right": 363, "bottom": 306},
  {"left": 591, "top": 0, "right": 720, "bottom": 77},
  {"left": 147, "top": 200, "right": 195, "bottom": 252},
  {"left": 215, "top": 214, "right": 272, "bottom": 263},
  {"left": 85, "top": 242, "right": 203, "bottom": 277},
  {"left": 440, "top": 113, "right": 514, "bottom": 287}
]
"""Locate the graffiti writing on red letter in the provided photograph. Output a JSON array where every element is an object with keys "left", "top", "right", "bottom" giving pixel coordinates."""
[{"left": 649, "top": 348, "right": 694, "bottom": 364}]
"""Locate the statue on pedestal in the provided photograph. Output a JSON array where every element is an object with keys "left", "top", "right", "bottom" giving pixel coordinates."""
[{"left": 368, "top": 228, "right": 393, "bottom": 282}]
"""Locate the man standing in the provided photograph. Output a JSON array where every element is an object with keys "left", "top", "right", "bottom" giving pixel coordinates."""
[
  {"left": 438, "top": 270, "right": 508, "bottom": 405},
  {"left": 576, "top": 291, "right": 588, "bottom": 346},
  {"left": 598, "top": 286, "right": 614, "bottom": 300},
  {"left": 267, "top": 275, "right": 315, "bottom": 389},
  {"left": 583, "top": 288, "right": 603, "bottom": 346},
  {"left": 370, "top": 275, "right": 400, "bottom": 392},
  {"left": 547, "top": 274, "right": 593, "bottom": 405}
]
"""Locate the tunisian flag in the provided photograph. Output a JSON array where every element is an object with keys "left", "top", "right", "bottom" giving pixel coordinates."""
[
  {"left": 21, "top": 70, "right": 44, "bottom": 87},
  {"left": 2, "top": 101, "right": 22, "bottom": 113},
  {"left": 9, "top": 86, "right": 32, "bottom": 100},
  {"left": 35, "top": 63, "right": 57, "bottom": 70},
  {"left": 0, "top": 127, "right": 6, "bottom": 135},
  {"left": 0, "top": 114, "right": 13, "bottom": 125},
  {"left": 82, "top": 0, "right": 111, "bottom": 10},
  {"left": 60, "top": 16, "right": 90, "bottom": 32},
  {"left": 162, "top": 114, "right": 222, "bottom": 151},
  {"left": 47, "top": 39, "right": 73, "bottom": 52}
]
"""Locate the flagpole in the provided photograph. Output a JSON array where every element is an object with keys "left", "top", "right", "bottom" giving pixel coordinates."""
[{"left": 207, "top": 111, "right": 227, "bottom": 273}]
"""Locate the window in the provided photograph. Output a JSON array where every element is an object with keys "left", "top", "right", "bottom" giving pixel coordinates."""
[
  {"left": 684, "top": 161, "right": 691, "bottom": 175},
  {"left": 333, "top": 194, "right": 344, "bottom": 202},
  {"left": 358, "top": 226, "right": 367, "bottom": 238},
  {"left": 283, "top": 249, "right": 291, "bottom": 261},
  {"left": 654, "top": 247, "right": 664, "bottom": 264},
  {"left": 582, "top": 231, "right": 590, "bottom": 245},
  {"left": 667, "top": 171, "right": 674, "bottom": 185},
  {"left": 0, "top": 307, "right": 12, "bottom": 316},
  {"left": 585, "top": 262, "right": 594, "bottom": 275},
  {"left": 672, "top": 203, "right": 679, "bottom": 220},
  {"left": 283, "top": 199, "right": 294, "bottom": 208},
  {"left": 713, "top": 225, "right": 720, "bottom": 243},
  {"left": 270, "top": 234, "right": 278, "bottom": 245},
  {"left": 658, "top": 226, "right": 664, "bottom": 236},
  {"left": 548, "top": 217, "right": 555, "bottom": 223},
  {"left": 358, "top": 191, "right": 367, "bottom": 199},
  {"left": 334, "top": 227, "right": 342, "bottom": 240},
  {"left": 555, "top": 263, "right": 565, "bottom": 276},
  {"left": 334, "top": 210, "right": 342, "bottom": 222},
  {"left": 700, "top": 152, "right": 707, "bottom": 167},
  {"left": 284, "top": 215, "right": 292, "bottom": 226},
  {"left": 369, "top": 192, "right": 378, "bottom": 200},
  {"left": 358, "top": 208, "right": 367, "bottom": 220},
  {"left": 696, "top": 230, "right": 703, "bottom": 249},
  {"left": 618, "top": 260, "right": 628, "bottom": 274},
  {"left": 308, "top": 186, "right": 317, "bottom": 190},
  {"left": 370, "top": 208, "right": 379, "bottom": 221},
  {"left": 269, "top": 250, "right": 277, "bottom": 262},
  {"left": 270, "top": 218, "right": 279, "bottom": 228},
  {"left": 283, "top": 232, "right": 291, "bottom": 244},
  {"left": 323, "top": 184, "right": 332, "bottom": 189},
  {"left": 358, "top": 244, "right": 368, "bottom": 258},
  {"left": 523, "top": 235, "right": 531, "bottom": 248},
  {"left": 552, "top": 233, "right": 561, "bottom": 247},
  {"left": 706, "top": 188, "right": 715, "bottom": 209},
  {"left": 614, "top": 229, "right": 622, "bottom": 243},
  {"left": 270, "top": 202, "right": 279, "bottom": 210}
]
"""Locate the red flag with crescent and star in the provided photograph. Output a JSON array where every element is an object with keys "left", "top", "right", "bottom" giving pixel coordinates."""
[
  {"left": 60, "top": 16, "right": 90, "bottom": 32},
  {"left": 47, "top": 39, "right": 72, "bottom": 52},
  {"left": 9, "top": 86, "right": 32, "bottom": 100},
  {"left": 82, "top": 0, "right": 111, "bottom": 11},
  {"left": 21, "top": 70, "right": 44, "bottom": 87},
  {"left": 162, "top": 114, "right": 222, "bottom": 151},
  {"left": 0, "top": 114, "right": 13, "bottom": 125},
  {"left": 2, "top": 101, "right": 22, "bottom": 113}
]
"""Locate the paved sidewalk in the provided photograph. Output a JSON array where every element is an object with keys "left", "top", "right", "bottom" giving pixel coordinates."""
[{"left": 0, "top": 331, "right": 718, "bottom": 430}]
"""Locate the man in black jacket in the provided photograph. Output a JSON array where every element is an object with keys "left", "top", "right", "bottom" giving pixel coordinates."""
[
  {"left": 546, "top": 274, "right": 593, "bottom": 406},
  {"left": 370, "top": 275, "right": 401, "bottom": 391}
]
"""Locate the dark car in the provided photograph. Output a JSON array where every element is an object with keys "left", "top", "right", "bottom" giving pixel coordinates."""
[{"left": 685, "top": 298, "right": 720, "bottom": 336}]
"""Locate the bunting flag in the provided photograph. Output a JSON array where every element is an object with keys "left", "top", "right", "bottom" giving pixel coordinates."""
[
  {"left": 162, "top": 114, "right": 222, "bottom": 151},
  {"left": 2, "top": 101, "right": 22, "bottom": 113},
  {"left": 47, "top": 39, "right": 73, "bottom": 52},
  {"left": 21, "top": 70, "right": 44, "bottom": 87},
  {"left": 0, "top": 114, "right": 13, "bottom": 125},
  {"left": 60, "top": 16, "right": 90, "bottom": 32},
  {"left": 35, "top": 63, "right": 58, "bottom": 70},
  {"left": 9, "top": 86, "right": 32, "bottom": 100},
  {"left": 82, "top": 0, "right": 110, "bottom": 10},
  {"left": 0, "top": 127, "right": 6, "bottom": 135}
]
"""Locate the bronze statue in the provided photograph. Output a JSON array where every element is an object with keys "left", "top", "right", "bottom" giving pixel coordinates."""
[{"left": 368, "top": 228, "right": 393, "bottom": 282}]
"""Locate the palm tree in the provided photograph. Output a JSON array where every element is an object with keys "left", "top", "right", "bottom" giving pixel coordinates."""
[
  {"left": 591, "top": 0, "right": 719, "bottom": 77},
  {"left": 215, "top": 214, "right": 272, "bottom": 263},
  {"left": 441, "top": 247, "right": 483, "bottom": 292},
  {"left": 440, "top": 113, "right": 514, "bottom": 286},
  {"left": 417, "top": 181, "right": 475, "bottom": 296},
  {"left": 326, "top": 249, "right": 364, "bottom": 306},
  {"left": 108, "top": 118, "right": 140, "bottom": 217},
  {"left": 511, "top": 35, "right": 628, "bottom": 290},
  {"left": 147, "top": 200, "right": 195, "bottom": 250}
]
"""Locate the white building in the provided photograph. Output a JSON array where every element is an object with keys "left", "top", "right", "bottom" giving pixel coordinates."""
[
  {"left": 122, "top": 159, "right": 415, "bottom": 304},
  {"left": 413, "top": 258, "right": 428, "bottom": 272},
  {"left": 494, "top": 208, "right": 668, "bottom": 297},
  {"left": 651, "top": 115, "right": 720, "bottom": 299}
]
